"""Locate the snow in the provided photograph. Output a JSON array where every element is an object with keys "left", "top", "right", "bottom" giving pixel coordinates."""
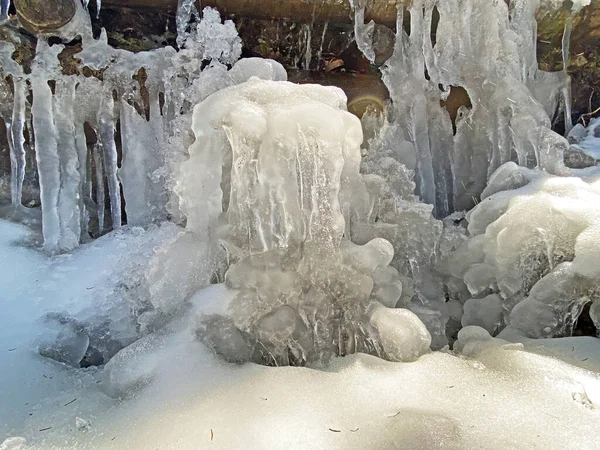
[{"left": 2, "top": 248, "right": 600, "bottom": 450}]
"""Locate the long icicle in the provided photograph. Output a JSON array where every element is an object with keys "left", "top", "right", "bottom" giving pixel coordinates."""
[
  {"left": 561, "top": 12, "right": 575, "bottom": 134},
  {"left": 93, "top": 142, "right": 105, "bottom": 235},
  {"left": 10, "top": 79, "right": 27, "bottom": 206},
  {"left": 98, "top": 90, "right": 122, "bottom": 230}
]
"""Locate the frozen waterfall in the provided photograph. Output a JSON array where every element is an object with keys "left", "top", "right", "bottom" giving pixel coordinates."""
[
  {"left": 0, "top": 0, "right": 600, "bottom": 450},
  {"left": 0, "top": 0, "right": 597, "bottom": 361},
  {"left": 1, "top": 0, "right": 600, "bottom": 447}
]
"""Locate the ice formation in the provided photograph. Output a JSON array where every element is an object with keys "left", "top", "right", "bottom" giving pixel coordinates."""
[
  {"left": 438, "top": 163, "right": 600, "bottom": 341},
  {"left": 152, "top": 76, "right": 433, "bottom": 365},
  {"left": 1, "top": 0, "right": 600, "bottom": 447},
  {"left": 0, "top": 2, "right": 242, "bottom": 252},
  {"left": 351, "top": 0, "right": 574, "bottom": 217},
  {"left": 0, "top": 0, "right": 439, "bottom": 366},
  {"left": 0, "top": 0, "right": 596, "bottom": 363},
  {"left": 1, "top": 0, "right": 600, "bottom": 424},
  {"left": 569, "top": 117, "right": 600, "bottom": 163}
]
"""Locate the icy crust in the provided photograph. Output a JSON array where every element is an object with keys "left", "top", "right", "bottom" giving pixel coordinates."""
[
  {"left": 438, "top": 161, "right": 600, "bottom": 340},
  {"left": 351, "top": 0, "right": 575, "bottom": 218}
]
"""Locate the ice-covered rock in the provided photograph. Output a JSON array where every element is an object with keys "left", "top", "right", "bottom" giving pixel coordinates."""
[
  {"left": 461, "top": 294, "right": 504, "bottom": 335},
  {"left": 102, "top": 329, "right": 172, "bottom": 398},
  {"left": 36, "top": 313, "right": 91, "bottom": 367},
  {"left": 568, "top": 117, "right": 600, "bottom": 165},
  {"left": 75, "top": 417, "right": 91, "bottom": 432},
  {"left": 443, "top": 162, "right": 600, "bottom": 340},
  {"left": 369, "top": 306, "right": 431, "bottom": 361}
]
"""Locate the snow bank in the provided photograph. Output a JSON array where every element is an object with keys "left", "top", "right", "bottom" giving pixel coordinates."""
[{"left": 6, "top": 325, "right": 600, "bottom": 449}]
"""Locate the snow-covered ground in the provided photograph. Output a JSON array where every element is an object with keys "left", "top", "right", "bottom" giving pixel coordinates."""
[{"left": 2, "top": 218, "right": 600, "bottom": 450}]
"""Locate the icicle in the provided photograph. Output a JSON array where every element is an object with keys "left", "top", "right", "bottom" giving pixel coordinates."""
[
  {"left": 98, "top": 90, "right": 121, "bottom": 230},
  {"left": 32, "top": 76, "right": 61, "bottom": 252},
  {"left": 93, "top": 142, "right": 105, "bottom": 234},
  {"left": 0, "top": 0, "right": 10, "bottom": 20},
  {"left": 351, "top": 0, "right": 376, "bottom": 63},
  {"left": 561, "top": 13, "right": 575, "bottom": 134},
  {"left": 303, "top": 24, "right": 312, "bottom": 70},
  {"left": 176, "top": 0, "right": 199, "bottom": 48},
  {"left": 54, "top": 79, "right": 82, "bottom": 251},
  {"left": 119, "top": 83, "right": 168, "bottom": 226},
  {"left": 75, "top": 120, "right": 89, "bottom": 240},
  {"left": 10, "top": 79, "right": 27, "bottom": 206},
  {"left": 316, "top": 21, "right": 328, "bottom": 67}
]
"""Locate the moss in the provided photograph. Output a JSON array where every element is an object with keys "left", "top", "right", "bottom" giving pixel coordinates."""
[
  {"left": 106, "top": 30, "right": 176, "bottom": 53},
  {"left": 10, "top": 42, "right": 35, "bottom": 75}
]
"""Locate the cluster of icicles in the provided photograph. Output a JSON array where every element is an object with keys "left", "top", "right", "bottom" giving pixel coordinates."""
[{"left": 0, "top": 0, "right": 599, "bottom": 369}]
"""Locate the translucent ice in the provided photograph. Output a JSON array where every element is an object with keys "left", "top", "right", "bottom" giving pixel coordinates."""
[
  {"left": 369, "top": 306, "right": 431, "bottom": 362},
  {"left": 0, "top": 0, "right": 9, "bottom": 21},
  {"left": 0, "top": 2, "right": 245, "bottom": 252}
]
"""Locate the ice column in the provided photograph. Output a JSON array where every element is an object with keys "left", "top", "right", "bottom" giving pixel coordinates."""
[
  {"left": 0, "top": 0, "right": 10, "bottom": 21},
  {"left": 10, "top": 79, "right": 27, "bottom": 206},
  {"left": 184, "top": 75, "right": 430, "bottom": 365}
]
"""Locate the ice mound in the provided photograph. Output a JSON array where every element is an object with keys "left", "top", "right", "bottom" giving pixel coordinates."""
[
  {"left": 439, "top": 162, "right": 600, "bottom": 340},
  {"left": 171, "top": 76, "right": 431, "bottom": 365}
]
